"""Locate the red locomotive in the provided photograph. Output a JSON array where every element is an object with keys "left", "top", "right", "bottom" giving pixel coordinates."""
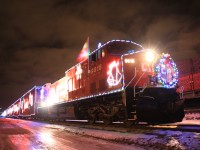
[{"left": 2, "top": 40, "right": 185, "bottom": 125}]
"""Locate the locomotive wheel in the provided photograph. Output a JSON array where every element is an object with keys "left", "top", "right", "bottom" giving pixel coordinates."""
[
  {"left": 103, "top": 115, "right": 112, "bottom": 125},
  {"left": 88, "top": 114, "right": 96, "bottom": 124},
  {"left": 124, "top": 120, "right": 134, "bottom": 127},
  {"left": 87, "top": 106, "right": 97, "bottom": 124}
]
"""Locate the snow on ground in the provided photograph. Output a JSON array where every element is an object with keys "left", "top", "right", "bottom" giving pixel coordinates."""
[
  {"left": 1, "top": 113, "right": 199, "bottom": 149},
  {"left": 41, "top": 112, "right": 200, "bottom": 149},
  {"left": 44, "top": 119, "right": 200, "bottom": 150}
]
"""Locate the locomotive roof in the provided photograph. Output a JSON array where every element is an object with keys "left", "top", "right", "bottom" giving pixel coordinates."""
[
  {"left": 65, "top": 40, "right": 144, "bottom": 74},
  {"left": 93, "top": 40, "right": 144, "bottom": 55}
]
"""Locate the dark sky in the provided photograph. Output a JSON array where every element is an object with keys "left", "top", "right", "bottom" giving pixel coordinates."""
[{"left": 0, "top": 0, "right": 199, "bottom": 110}]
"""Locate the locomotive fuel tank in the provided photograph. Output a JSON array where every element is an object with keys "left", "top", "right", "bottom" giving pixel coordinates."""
[{"left": 136, "top": 87, "right": 185, "bottom": 123}]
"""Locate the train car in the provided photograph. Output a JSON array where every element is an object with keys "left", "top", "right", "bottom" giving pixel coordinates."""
[
  {"left": 36, "top": 40, "right": 184, "bottom": 124},
  {"left": 19, "top": 86, "right": 42, "bottom": 118},
  {"left": 178, "top": 72, "right": 200, "bottom": 108},
  {"left": 12, "top": 98, "right": 21, "bottom": 118},
  {"left": 7, "top": 105, "right": 13, "bottom": 117},
  {"left": 177, "top": 57, "right": 200, "bottom": 109},
  {"left": 2, "top": 86, "right": 44, "bottom": 119},
  {"left": 178, "top": 73, "right": 200, "bottom": 97},
  {"left": 37, "top": 80, "right": 73, "bottom": 120}
]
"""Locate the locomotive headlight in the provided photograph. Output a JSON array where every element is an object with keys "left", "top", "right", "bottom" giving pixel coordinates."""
[{"left": 145, "top": 50, "right": 155, "bottom": 63}]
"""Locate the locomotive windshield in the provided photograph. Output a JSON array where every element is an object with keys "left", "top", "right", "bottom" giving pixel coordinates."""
[{"left": 107, "top": 41, "right": 143, "bottom": 55}]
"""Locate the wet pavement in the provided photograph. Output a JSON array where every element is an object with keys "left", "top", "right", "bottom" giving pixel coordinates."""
[
  {"left": 0, "top": 118, "right": 200, "bottom": 150},
  {"left": 0, "top": 118, "right": 142, "bottom": 150}
]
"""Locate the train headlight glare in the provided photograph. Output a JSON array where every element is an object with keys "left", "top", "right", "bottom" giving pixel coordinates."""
[
  {"left": 41, "top": 102, "right": 46, "bottom": 107},
  {"left": 145, "top": 51, "right": 155, "bottom": 62}
]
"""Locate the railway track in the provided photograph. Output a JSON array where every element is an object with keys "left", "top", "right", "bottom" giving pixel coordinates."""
[
  {"left": 31, "top": 117, "right": 200, "bottom": 133},
  {"left": 10, "top": 108, "right": 199, "bottom": 133}
]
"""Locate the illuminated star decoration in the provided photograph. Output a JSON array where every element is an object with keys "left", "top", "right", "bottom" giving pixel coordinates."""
[
  {"left": 107, "top": 61, "right": 122, "bottom": 86},
  {"left": 155, "top": 53, "right": 179, "bottom": 88},
  {"left": 76, "top": 37, "right": 90, "bottom": 62}
]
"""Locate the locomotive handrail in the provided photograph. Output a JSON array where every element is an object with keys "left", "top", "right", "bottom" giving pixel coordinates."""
[
  {"left": 125, "top": 67, "right": 137, "bottom": 89},
  {"left": 180, "top": 86, "right": 184, "bottom": 99},
  {"left": 135, "top": 83, "right": 147, "bottom": 96},
  {"left": 141, "top": 83, "right": 147, "bottom": 93},
  {"left": 133, "top": 72, "right": 146, "bottom": 97},
  {"left": 142, "top": 96, "right": 155, "bottom": 100}
]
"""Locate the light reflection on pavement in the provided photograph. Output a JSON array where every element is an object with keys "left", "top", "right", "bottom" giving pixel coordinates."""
[
  {"left": 1, "top": 118, "right": 200, "bottom": 150},
  {"left": 0, "top": 118, "right": 142, "bottom": 150}
]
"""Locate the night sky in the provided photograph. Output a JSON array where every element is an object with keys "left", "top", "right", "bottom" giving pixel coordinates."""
[{"left": 0, "top": 0, "right": 199, "bottom": 110}]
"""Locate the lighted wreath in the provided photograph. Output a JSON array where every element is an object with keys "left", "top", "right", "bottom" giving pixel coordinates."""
[{"left": 155, "top": 53, "right": 178, "bottom": 88}]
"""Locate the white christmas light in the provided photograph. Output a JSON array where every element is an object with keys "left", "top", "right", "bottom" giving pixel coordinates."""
[{"left": 107, "top": 61, "right": 122, "bottom": 86}]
